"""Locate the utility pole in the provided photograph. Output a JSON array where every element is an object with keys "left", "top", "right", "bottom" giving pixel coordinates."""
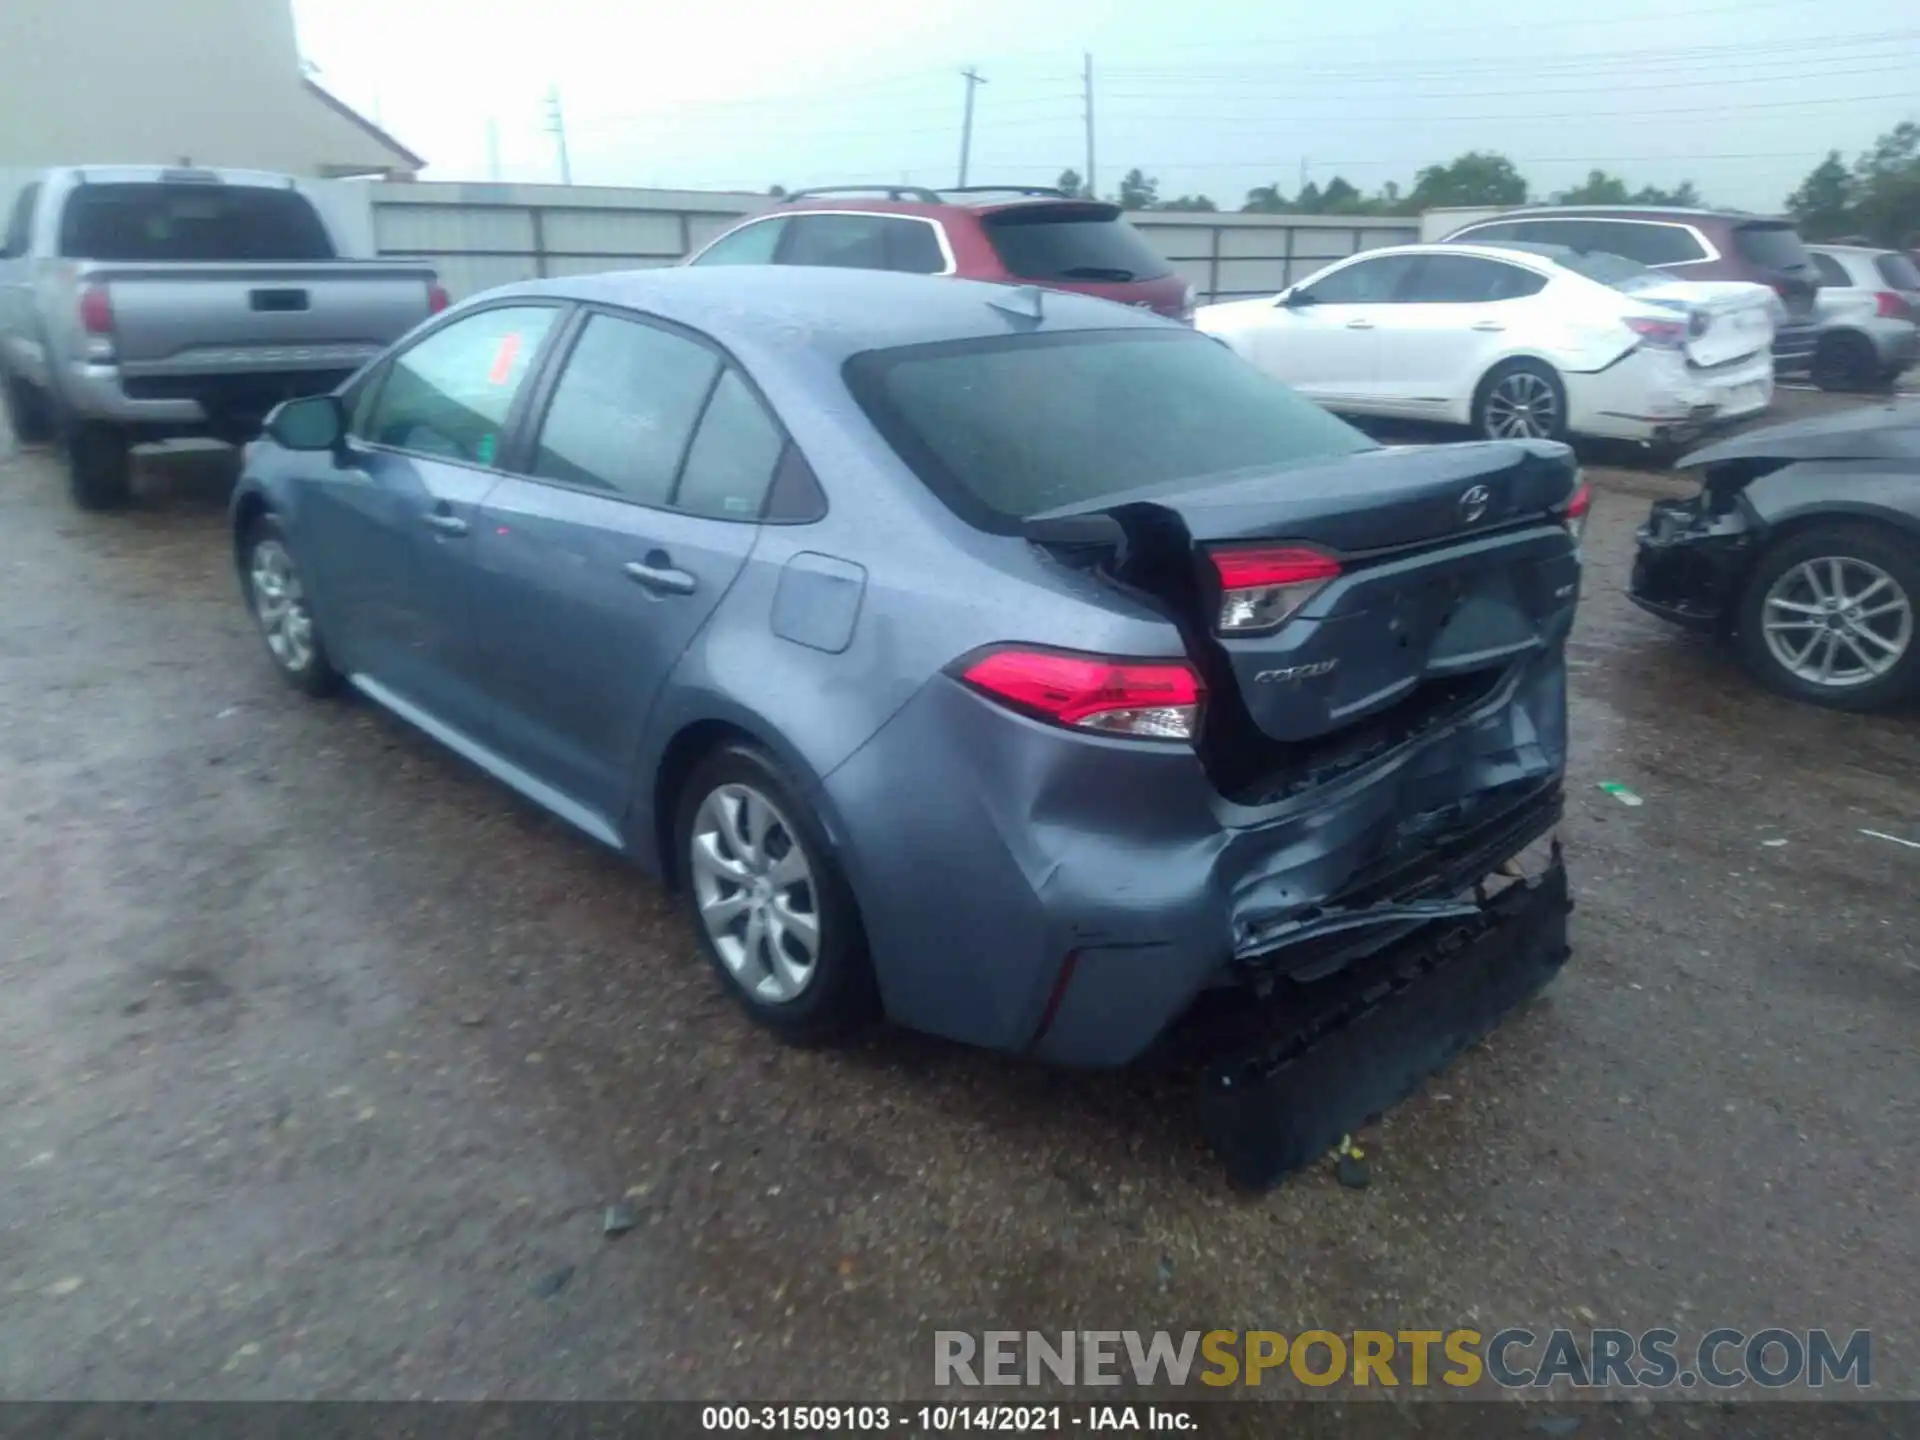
[
  {"left": 1082, "top": 53, "right": 1096, "bottom": 198},
  {"left": 1299, "top": 156, "right": 1309, "bottom": 191},
  {"left": 485, "top": 117, "right": 502, "bottom": 182},
  {"left": 545, "top": 85, "right": 573, "bottom": 186},
  {"left": 958, "top": 68, "right": 986, "bottom": 187}
]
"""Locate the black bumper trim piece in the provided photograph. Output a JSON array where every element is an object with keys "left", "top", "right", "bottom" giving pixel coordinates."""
[{"left": 1197, "top": 846, "right": 1572, "bottom": 1190}]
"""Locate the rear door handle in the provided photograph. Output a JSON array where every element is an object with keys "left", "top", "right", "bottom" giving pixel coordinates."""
[
  {"left": 421, "top": 511, "right": 469, "bottom": 537},
  {"left": 624, "top": 560, "right": 697, "bottom": 596},
  {"left": 1471, "top": 320, "right": 1506, "bottom": 332},
  {"left": 1345, "top": 319, "right": 1375, "bottom": 330}
]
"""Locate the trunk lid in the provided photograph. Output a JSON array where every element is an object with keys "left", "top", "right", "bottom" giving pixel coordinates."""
[
  {"left": 1731, "top": 221, "right": 1819, "bottom": 320},
  {"left": 1026, "top": 440, "right": 1582, "bottom": 747},
  {"left": 78, "top": 260, "right": 439, "bottom": 376},
  {"left": 1631, "top": 278, "right": 1776, "bottom": 367}
]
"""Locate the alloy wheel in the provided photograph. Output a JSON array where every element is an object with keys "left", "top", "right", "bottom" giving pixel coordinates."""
[
  {"left": 249, "top": 539, "right": 316, "bottom": 673},
  {"left": 689, "top": 782, "right": 821, "bottom": 1004},
  {"left": 1761, "top": 556, "right": 1913, "bottom": 689},
  {"left": 1483, "top": 372, "right": 1560, "bottom": 440}
]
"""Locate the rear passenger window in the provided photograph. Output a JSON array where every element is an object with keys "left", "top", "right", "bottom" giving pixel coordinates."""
[
  {"left": 690, "top": 217, "right": 786, "bottom": 266},
  {"left": 1526, "top": 219, "right": 1705, "bottom": 266},
  {"left": 675, "top": 370, "right": 786, "bottom": 518},
  {"left": 1402, "top": 255, "right": 1545, "bottom": 302},
  {"left": 359, "top": 304, "right": 558, "bottom": 463},
  {"left": 532, "top": 314, "right": 719, "bottom": 505},
  {"left": 781, "top": 213, "right": 945, "bottom": 274}
]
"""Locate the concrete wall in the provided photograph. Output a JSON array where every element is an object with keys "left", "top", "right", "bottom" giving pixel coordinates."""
[
  {"left": 363, "top": 182, "right": 1421, "bottom": 303},
  {"left": 0, "top": 0, "right": 412, "bottom": 176}
]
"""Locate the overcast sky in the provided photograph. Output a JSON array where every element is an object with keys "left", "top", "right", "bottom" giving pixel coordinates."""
[{"left": 292, "top": 0, "right": 1916, "bottom": 212}]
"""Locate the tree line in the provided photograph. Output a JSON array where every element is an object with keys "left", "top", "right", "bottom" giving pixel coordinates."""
[{"left": 1042, "top": 120, "right": 1919, "bottom": 247}]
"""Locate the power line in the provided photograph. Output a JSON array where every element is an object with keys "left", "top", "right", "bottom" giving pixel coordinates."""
[{"left": 1093, "top": 90, "right": 1920, "bottom": 126}]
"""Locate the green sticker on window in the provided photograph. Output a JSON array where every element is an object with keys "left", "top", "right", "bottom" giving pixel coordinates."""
[{"left": 476, "top": 433, "right": 497, "bottom": 465}]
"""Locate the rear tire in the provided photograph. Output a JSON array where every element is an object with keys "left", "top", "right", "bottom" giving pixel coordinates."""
[
  {"left": 1811, "top": 331, "right": 1880, "bottom": 393},
  {"left": 1472, "top": 359, "right": 1569, "bottom": 443},
  {"left": 64, "top": 421, "right": 133, "bottom": 511},
  {"left": 673, "top": 743, "right": 879, "bottom": 1046},
  {"left": 1735, "top": 522, "right": 1920, "bottom": 712},
  {"left": 2, "top": 371, "right": 54, "bottom": 446}
]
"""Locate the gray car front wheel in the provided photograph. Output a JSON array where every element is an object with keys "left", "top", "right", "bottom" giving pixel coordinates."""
[
  {"left": 674, "top": 744, "right": 878, "bottom": 1045},
  {"left": 243, "top": 517, "right": 341, "bottom": 697},
  {"left": 1736, "top": 522, "right": 1920, "bottom": 712}
]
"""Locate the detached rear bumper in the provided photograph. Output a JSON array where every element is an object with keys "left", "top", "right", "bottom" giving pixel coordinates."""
[{"left": 1192, "top": 845, "right": 1571, "bottom": 1189}]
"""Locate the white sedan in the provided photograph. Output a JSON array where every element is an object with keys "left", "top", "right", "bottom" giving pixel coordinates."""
[{"left": 1198, "top": 241, "right": 1777, "bottom": 445}]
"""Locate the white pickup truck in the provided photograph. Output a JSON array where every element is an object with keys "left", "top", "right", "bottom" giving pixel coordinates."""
[{"left": 0, "top": 165, "right": 444, "bottom": 509}]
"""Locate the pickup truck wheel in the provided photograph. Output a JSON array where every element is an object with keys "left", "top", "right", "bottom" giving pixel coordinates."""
[
  {"left": 1736, "top": 523, "right": 1920, "bottom": 712},
  {"left": 242, "top": 517, "right": 341, "bottom": 697},
  {"left": 64, "top": 422, "right": 133, "bottom": 511},
  {"left": 2, "top": 372, "right": 54, "bottom": 446}
]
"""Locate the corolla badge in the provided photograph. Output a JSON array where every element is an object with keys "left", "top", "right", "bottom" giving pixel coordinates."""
[
  {"left": 1458, "top": 483, "right": 1493, "bottom": 524},
  {"left": 1254, "top": 659, "right": 1339, "bottom": 683}
]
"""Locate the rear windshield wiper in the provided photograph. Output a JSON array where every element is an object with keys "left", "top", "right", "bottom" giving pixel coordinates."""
[{"left": 1058, "top": 265, "right": 1137, "bottom": 281}]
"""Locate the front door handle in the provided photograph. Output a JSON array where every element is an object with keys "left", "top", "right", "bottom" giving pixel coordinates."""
[
  {"left": 1345, "top": 318, "right": 1375, "bottom": 330},
  {"left": 421, "top": 511, "right": 469, "bottom": 537},
  {"left": 1470, "top": 320, "right": 1506, "bottom": 332},
  {"left": 624, "top": 560, "right": 697, "bottom": 596}
]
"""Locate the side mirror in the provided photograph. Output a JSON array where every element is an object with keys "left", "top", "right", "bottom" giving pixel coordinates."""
[
  {"left": 1279, "top": 287, "right": 1313, "bottom": 308},
  {"left": 264, "top": 394, "right": 345, "bottom": 451}
]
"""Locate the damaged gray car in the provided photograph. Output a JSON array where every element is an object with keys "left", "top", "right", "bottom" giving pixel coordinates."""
[
  {"left": 1630, "top": 402, "right": 1920, "bottom": 711},
  {"left": 231, "top": 267, "right": 1584, "bottom": 1187}
]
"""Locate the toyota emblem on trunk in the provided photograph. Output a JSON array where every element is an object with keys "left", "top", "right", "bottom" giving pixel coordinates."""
[{"left": 1458, "top": 484, "right": 1492, "bottom": 524}]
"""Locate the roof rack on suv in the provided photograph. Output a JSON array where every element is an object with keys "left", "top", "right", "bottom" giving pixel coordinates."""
[
  {"left": 784, "top": 185, "right": 943, "bottom": 203},
  {"left": 937, "top": 185, "right": 1069, "bottom": 200}
]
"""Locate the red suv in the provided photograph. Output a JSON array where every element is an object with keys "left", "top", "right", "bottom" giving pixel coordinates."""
[{"left": 685, "top": 185, "right": 1194, "bottom": 322}]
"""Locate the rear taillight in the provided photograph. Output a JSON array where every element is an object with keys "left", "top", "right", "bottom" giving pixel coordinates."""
[
  {"left": 1209, "top": 544, "right": 1341, "bottom": 634},
  {"left": 960, "top": 647, "right": 1205, "bottom": 742},
  {"left": 1559, "top": 478, "right": 1592, "bottom": 544},
  {"left": 1874, "top": 291, "right": 1908, "bottom": 319},
  {"left": 1624, "top": 315, "right": 1687, "bottom": 349},
  {"left": 427, "top": 282, "right": 451, "bottom": 314},
  {"left": 78, "top": 283, "right": 113, "bottom": 336}
]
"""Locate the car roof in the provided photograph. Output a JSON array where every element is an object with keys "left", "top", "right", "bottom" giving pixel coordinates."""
[
  {"left": 1325, "top": 242, "right": 1561, "bottom": 269},
  {"left": 1456, "top": 204, "right": 1788, "bottom": 225},
  {"left": 774, "top": 193, "right": 1120, "bottom": 219},
  {"left": 1808, "top": 242, "right": 1896, "bottom": 258},
  {"left": 482, "top": 265, "right": 1175, "bottom": 362}
]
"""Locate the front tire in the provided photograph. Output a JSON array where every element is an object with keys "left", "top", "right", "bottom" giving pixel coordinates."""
[
  {"left": 64, "top": 421, "right": 133, "bottom": 511},
  {"left": 1735, "top": 523, "right": 1920, "bottom": 712},
  {"left": 1473, "top": 359, "right": 1569, "bottom": 443},
  {"left": 674, "top": 743, "right": 879, "bottom": 1046},
  {"left": 242, "top": 515, "right": 341, "bottom": 697}
]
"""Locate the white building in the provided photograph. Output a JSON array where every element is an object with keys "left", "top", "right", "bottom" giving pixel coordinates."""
[{"left": 0, "top": 0, "right": 422, "bottom": 180}]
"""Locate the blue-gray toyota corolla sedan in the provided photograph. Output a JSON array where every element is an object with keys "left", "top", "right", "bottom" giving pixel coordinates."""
[{"left": 233, "top": 266, "right": 1585, "bottom": 1185}]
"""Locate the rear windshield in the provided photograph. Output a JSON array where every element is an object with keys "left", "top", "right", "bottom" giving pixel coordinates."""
[
  {"left": 1878, "top": 252, "right": 1920, "bottom": 289},
  {"left": 1731, "top": 223, "right": 1811, "bottom": 273},
  {"left": 981, "top": 206, "right": 1173, "bottom": 284},
  {"left": 1546, "top": 248, "right": 1668, "bottom": 293},
  {"left": 58, "top": 183, "right": 335, "bottom": 262},
  {"left": 845, "top": 330, "right": 1374, "bottom": 533}
]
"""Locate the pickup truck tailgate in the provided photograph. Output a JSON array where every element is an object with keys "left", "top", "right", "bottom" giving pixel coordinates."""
[{"left": 89, "top": 263, "right": 437, "bottom": 376}]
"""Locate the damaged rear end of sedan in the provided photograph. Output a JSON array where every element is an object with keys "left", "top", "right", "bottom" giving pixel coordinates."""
[{"left": 833, "top": 319, "right": 1586, "bottom": 1188}]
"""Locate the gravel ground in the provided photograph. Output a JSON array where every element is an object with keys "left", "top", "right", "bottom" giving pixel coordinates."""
[{"left": 0, "top": 394, "right": 1914, "bottom": 1401}]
